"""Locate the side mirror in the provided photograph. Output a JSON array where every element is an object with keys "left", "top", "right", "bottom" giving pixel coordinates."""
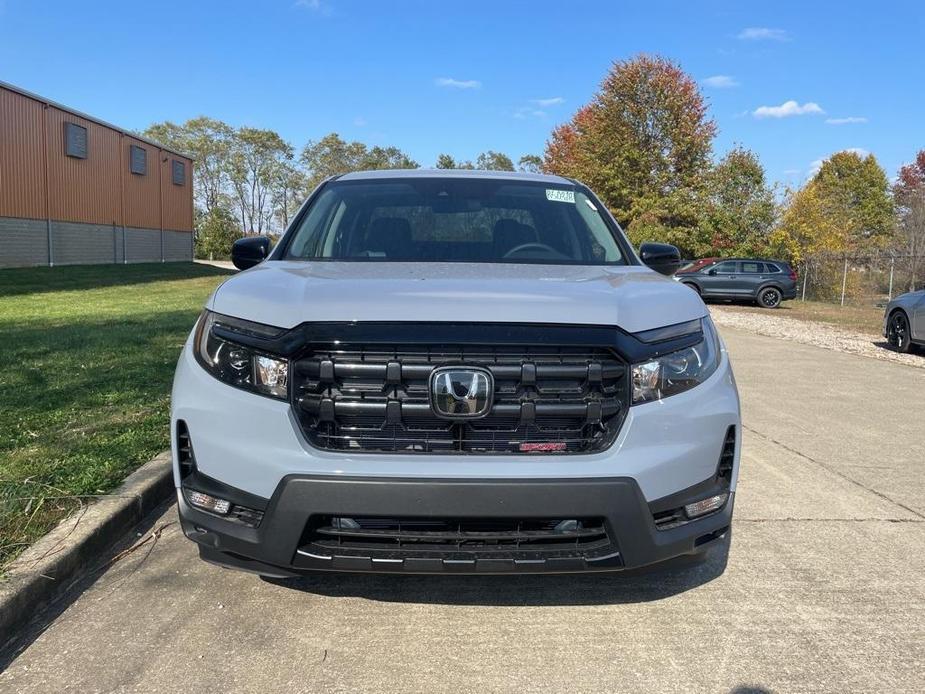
[
  {"left": 232, "top": 236, "right": 271, "bottom": 270},
  {"left": 639, "top": 242, "right": 682, "bottom": 276},
  {"left": 708, "top": 268, "right": 718, "bottom": 276}
]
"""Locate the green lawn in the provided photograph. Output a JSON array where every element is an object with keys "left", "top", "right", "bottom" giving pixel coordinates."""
[{"left": 0, "top": 263, "right": 232, "bottom": 570}]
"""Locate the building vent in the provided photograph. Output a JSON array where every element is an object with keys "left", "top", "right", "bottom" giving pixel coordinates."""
[
  {"left": 65, "top": 122, "right": 88, "bottom": 159},
  {"left": 171, "top": 159, "right": 186, "bottom": 185},
  {"left": 130, "top": 145, "right": 147, "bottom": 175}
]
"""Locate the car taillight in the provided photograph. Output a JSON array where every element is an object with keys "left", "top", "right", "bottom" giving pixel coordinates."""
[{"left": 788, "top": 268, "right": 798, "bottom": 281}]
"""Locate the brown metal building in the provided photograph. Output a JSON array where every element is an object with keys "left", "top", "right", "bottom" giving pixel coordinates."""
[{"left": 0, "top": 81, "right": 194, "bottom": 268}]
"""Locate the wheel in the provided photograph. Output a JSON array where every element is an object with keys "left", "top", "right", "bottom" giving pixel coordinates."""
[
  {"left": 887, "top": 311, "right": 913, "bottom": 353},
  {"left": 682, "top": 282, "right": 701, "bottom": 295},
  {"left": 758, "top": 287, "right": 782, "bottom": 308}
]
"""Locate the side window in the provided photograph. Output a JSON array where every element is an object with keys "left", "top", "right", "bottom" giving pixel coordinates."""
[
  {"left": 741, "top": 262, "right": 760, "bottom": 274},
  {"left": 65, "top": 123, "right": 88, "bottom": 159},
  {"left": 171, "top": 159, "right": 186, "bottom": 186},
  {"left": 764, "top": 263, "right": 780, "bottom": 273},
  {"left": 712, "top": 261, "right": 737, "bottom": 273},
  {"left": 130, "top": 145, "right": 147, "bottom": 175}
]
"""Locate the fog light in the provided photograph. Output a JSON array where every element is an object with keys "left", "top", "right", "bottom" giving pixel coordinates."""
[
  {"left": 684, "top": 492, "right": 728, "bottom": 519},
  {"left": 186, "top": 490, "right": 232, "bottom": 515}
]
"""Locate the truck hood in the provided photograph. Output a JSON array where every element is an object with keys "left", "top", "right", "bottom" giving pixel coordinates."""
[{"left": 209, "top": 261, "right": 707, "bottom": 333}]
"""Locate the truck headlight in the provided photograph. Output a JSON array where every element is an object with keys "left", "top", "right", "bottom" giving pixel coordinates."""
[
  {"left": 631, "top": 317, "right": 721, "bottom": 404},
  {"left": 193, "top": 311, "right": 289, "bottom": 400}
]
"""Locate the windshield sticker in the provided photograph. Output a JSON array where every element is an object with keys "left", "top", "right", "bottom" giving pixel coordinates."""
[{"left": 546, "top": 189, "right": 575, "bottom": 203}]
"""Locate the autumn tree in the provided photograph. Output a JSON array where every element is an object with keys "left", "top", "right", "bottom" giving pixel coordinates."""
[
  {"left": 894, "top": 150, "right": 925, "bottom": 290},
  {"left": 543, "top": 54, "right": 716, "bottom": 251},
  {"left": 779, "top": 150, "right": 894, "bottom": 267},
  {"left": 812, "top": 151, "right": 894, "bottom": 250}
]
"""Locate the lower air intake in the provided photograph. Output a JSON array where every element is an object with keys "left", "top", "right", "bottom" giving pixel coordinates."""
[{"left": 298, "top": 516, "right": 618, "bottom": 563}]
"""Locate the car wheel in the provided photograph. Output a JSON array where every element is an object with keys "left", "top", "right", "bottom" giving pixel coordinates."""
[
  {"left": 887, "top": 311, "right": 912, "bottom": 353},
  {"left": 683, "top": 282, "right": 701, "bottom": 295},
  {"left": 758, "top": 287, "right": 782, "bottom": 308}
]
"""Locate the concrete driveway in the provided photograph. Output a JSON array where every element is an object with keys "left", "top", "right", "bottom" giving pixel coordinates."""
[{"left": 2, "top": 329, "right": 923, "bottom": 693}]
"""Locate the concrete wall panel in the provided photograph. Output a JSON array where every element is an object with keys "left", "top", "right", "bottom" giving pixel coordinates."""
[
  {"left": 0, "top": 217, "right": 49, "bottom": 267},
  {"left": 124, "top": 227, "right": 161, "bottom": 263},
  {"left": 164, "top": 230, "right": 193, "bottom": 261},
  {"left": 50, "top": 220, "right": 119, "bottom": 266}
]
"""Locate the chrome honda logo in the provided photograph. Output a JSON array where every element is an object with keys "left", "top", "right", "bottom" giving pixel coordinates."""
[{"left": 430, "top": 367, "right": 494, "bottom": 419}]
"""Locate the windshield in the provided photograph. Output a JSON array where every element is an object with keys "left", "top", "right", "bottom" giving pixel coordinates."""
[{"left": 282, "top": 178, "right": 628, "bottom": 265}]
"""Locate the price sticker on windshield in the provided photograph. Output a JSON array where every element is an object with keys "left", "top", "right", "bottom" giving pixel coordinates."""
[{"left": 546, "top": 189, "right": 575, "bottom": 203}]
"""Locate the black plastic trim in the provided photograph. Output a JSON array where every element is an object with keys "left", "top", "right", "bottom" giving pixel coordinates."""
[
  {"left": 177, "top": 473, "right": 735, "bottom": 575},
  {"left": 207, "top": 320, "right": 704, "bottom": 365}
]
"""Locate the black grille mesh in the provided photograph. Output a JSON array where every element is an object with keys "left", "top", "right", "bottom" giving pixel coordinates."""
[
  {"left": 293, "top": 344, "right": 627, "bottom": 454},
  {"left": 301, "top": 516, "right": 615, "bottom": 561}
]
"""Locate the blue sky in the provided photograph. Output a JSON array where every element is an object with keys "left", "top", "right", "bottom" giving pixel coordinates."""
[{"left": 1, "top": 0, "right": 923, "bottom": 187}]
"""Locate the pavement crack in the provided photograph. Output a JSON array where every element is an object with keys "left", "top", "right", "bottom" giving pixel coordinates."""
[{"left": 742, "top": 424, "right": 925, "bottom": 520}]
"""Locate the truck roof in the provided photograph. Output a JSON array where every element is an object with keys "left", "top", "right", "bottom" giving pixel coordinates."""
[{"left": 337, "top": 168, "right": 574, "bottom": 185}]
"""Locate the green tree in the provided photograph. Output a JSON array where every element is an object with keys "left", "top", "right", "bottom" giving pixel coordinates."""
[
  {"left": 703, "top": 147, "right": 778, "bottom": 257},
  {"left": 812, "top": 151, "right": 894, "bottom": 250},
  {"left": 543, "top": 54, "right": 716, "bottom": 249},
  {"left": 270, "top": 160, "right": 306, "bottom": 230},
  {"left": 143, "top": 117, "right": 235, "bottom": 216},
  {"left": 779, "top": 151, "right": 894, "bottom": 264},
  {"left": 476, "top": 150, "right": 515, "bottom": 171},
  {"left": 227, "top": 127, "right": 294, "bottom": 235},
  {"left": 517, "top": 154, "right": 544, "bottom": 173},
  {"left": 301, "top": 133, "right": 417, "bottom": 191},
  {"left": 435, "top": 153, "right": 457, "bottom": 169},
  {"left": 195, "top": 206, "right": 242, "bottom": 260}
]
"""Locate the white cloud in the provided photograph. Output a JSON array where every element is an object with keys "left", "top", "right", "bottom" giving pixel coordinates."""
[
  {"left": 825, "top": 116, "right": 868, "bottom": 125},
  {"left": 513, "top": 107, "right": 547, "bottom": 119},
  {"left": 532, "top": 97, "right": 564, "bottom": 107},
  {"left": 435, "top": 77, "right": 481, "bottom": 89},
  {"left": 702, "top": 75, "right": 739, "bottom": 88},
  {"left": 738, "top": 27, "right": 790, "bottom": 41},
  {"left": 353, "top": 116, "right": 367, "bottom": 127},
  {"left": 752, "top": 100, "right": 824, "bottom": 118}
]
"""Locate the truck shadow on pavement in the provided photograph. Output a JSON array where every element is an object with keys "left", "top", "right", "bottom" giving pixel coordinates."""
[{"left": 261, "top": 538, "right": 731, "bottom": 606}]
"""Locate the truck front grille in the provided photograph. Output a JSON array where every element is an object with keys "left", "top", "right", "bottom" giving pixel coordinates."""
[
  {"left": 299, "top": 516, "right": 618, "bottom": 563},
  {"left": 292, "top": 344, "right": 627, "bottom": 454}
]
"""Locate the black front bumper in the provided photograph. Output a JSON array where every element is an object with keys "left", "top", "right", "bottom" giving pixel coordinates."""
[{"left": 178, "top": 472, "right": 733, "bottom": 576}]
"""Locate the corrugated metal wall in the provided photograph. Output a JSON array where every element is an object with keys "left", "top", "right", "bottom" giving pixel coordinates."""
[
  {"left": 0, "top": 88, "right": 47, "bottom": 219},
  {"left": 122, "top": 137, "right": 162, "bottom": 230},
  {"left": 0, "top": 82, "right": 194, "bottom": 266},
  {"left": 44, "top": 106, "right": 123, "bottom": 225}
]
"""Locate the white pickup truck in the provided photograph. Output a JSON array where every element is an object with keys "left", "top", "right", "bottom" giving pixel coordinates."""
[{"left": 171, "top": 170, "right": 740, "bottom": 577}]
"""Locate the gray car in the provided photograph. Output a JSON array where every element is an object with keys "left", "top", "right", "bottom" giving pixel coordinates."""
[
  {"left": 884, "top": 287, "right": 925, "bottom": 353},
  {"left": 677, "top": 258, "right": 799, "bottom": 308}
]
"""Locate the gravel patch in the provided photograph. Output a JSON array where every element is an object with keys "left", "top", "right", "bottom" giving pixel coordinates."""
[{"left": 709, "top": 305, "right": 925, "bottom": 369}]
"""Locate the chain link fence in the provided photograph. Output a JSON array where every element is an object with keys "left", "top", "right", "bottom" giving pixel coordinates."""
[{"left": 796, "top": 253, "right": 923, "bottom": 307}]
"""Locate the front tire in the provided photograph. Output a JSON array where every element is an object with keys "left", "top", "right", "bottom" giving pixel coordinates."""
[
  {"left": 758, "top": 287, "right": 782, "bottom": 308},
  {"left": 887, "top": 311, "right": 913, "bottom": 353}
]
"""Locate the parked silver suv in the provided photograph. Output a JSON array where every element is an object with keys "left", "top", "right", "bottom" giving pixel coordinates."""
[{"left": 171, "top": 170, "right": 740, "bottom": 577}]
